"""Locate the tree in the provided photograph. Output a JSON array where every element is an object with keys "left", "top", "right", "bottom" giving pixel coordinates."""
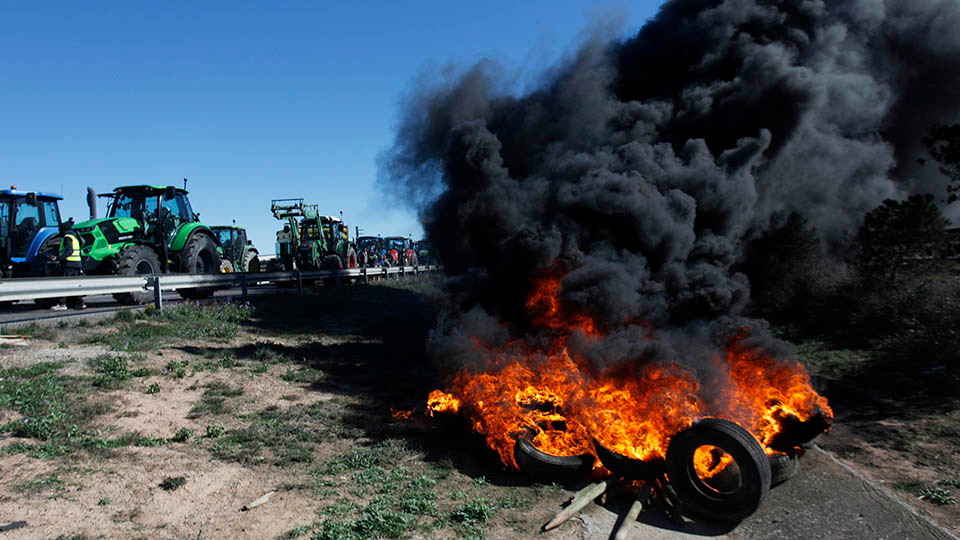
[
  {"left": 854, "top": 194, "right": 954, "bottom": 284},
  {"left": 922, "top": 124, "right": 960, "bottom": 203}
]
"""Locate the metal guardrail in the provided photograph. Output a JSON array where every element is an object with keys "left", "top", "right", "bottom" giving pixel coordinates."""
[{"left": 0, "top": 266, "right": 438, "bottom": 308}]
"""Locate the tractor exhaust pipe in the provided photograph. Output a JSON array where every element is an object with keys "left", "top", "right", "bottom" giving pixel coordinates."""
[{"left": 86, "top": 187, "right": 97, "bottom": 220}]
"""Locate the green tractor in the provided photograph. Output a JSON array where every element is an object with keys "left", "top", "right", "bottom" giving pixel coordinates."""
[
  {"left": 212, "top": 225, "right": 260, "bottom": 273},
  {"left": 271, "top": 199, "right": 357, "bottom": 271},
  {"left": 73, "top": 184, "right": 221, "bottom": 304}
]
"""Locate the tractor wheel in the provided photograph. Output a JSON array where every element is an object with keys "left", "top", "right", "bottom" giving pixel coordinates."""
[
  {"left": 346, "top": 247, "right": 358, "bottom": 269},
  {"left": 112, "top": 245, "right": 161, "bottom": 305},
  {"left": 322, "top": 254, "right": 342, "bottom": 270},
  {"left": 178, "top": 233, "right": 220, "bottom": 300},
  {"left": 243, "top": 250, "right": 261, "bottom": 273},
  {"left": 219, "top": 259, "right": 234, "bottom": 273}
]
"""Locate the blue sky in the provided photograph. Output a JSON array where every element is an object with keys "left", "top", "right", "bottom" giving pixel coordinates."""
[{"left": 1, "top": 1, "right": 663, "bottom": 253}]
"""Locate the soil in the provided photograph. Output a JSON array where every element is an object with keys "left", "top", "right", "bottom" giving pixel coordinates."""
[{"left": 1, "top": 280, "right": 958, "bottom": 539}]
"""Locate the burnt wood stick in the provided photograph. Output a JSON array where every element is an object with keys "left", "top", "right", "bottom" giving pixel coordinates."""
[
  {"left": 612, "top": 495, "right": 645, "bottom": 540},
  {"left": 655, "top": 477, "right": 685, "bottom": 527},
  {"left": 543, "top": 478, "right": 613, "bottom": 531}
]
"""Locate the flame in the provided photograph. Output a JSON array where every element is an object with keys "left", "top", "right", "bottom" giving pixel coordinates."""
[
  {"left": 391, "top": 408, "right": 415, "bottom": 420},
  {"left": 427, "top": 390, "right": 460, "bottom": 416},
  {"left": 428, "top": 273, "right": 832, "bottom": 471},
  {"left": 693, "top": 445, "right": 735, "bottom": 480}
]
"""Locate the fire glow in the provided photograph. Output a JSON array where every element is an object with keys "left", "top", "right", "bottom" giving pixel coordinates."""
[{"left": 427, "top": 275, "right": 832, "bottom": 473}]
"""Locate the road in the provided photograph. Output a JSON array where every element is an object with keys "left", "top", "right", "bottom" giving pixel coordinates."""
[
  {"left": 573, "top": 447, "right": 957, "bottom": 540},
  {"left": 0, "top": 283, "right": 281, "bottom": 326}
]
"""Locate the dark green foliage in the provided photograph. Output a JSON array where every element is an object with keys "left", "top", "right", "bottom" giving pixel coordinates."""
[
  {"left": 923, "top": 123, "right": 960, "bottom": 202},
  {"left": 159, "top": 476, "right": 186, "bottom": 491},
  {"left": 854, "top": 194, "right": 953, "bottom": 284},
  {"left": 740, "top": 213, "right": 821, "bottom": 317}
]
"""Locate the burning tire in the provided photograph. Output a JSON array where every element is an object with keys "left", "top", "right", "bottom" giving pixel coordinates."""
[
  {"left": 769, "top": 451, "right": 799, "bottom": 487},
  {"left": 513, "top": 437, "right": 595, "bottom": 485},
  {"left": 665, "top": 418, "right": 771, "bottom": 523},
  {"left": 592, "top": 439, "right": 664, "bottom": 480}
]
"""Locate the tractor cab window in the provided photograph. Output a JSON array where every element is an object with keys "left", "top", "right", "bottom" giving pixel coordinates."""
[
  {"left": 111, "top": 193, "right": 158, "bottom": 222},
  {"left": 215, "top": 228, "right": 233, "bottom": 247},
  {"left": 300, "top": 221, "right": 321, "bottom": 241},
  {"left": 13, "top": 198, "right": 41, "bottom": 256},
  {"left": 41, "top": 200, "right": 60, "bottom": 227},
  {"left": 0, "top": 201, "right": 9, "bottom": 250},
  {"left": 160, "top": 193, "right": 184, "bottom": 237},
  {"left": 179, "top": 194, "right": 194, "bottom": 222}
]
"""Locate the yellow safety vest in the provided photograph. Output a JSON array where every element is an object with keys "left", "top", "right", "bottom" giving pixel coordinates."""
[{"left": 59, "top": 233, "right": 81, "bottom": 262}]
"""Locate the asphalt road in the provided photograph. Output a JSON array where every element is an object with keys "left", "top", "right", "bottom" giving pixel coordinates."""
[
  {"left": 0, "top": 284, "right": 281, "bottom": 326},
  {"left": 573, "top": 447, "right": 958, "bottom": 540}
]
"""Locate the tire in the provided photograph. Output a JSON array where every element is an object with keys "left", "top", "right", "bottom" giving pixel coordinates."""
[
  {"left": 178, "top": 233, "right": 220, "bottom": 300},
  {"left": 243, "top": 251, "right": 260, "bottom": 273},
  {"left": 112, "top": 245, "right": 161, "bottom": 305},
  {"left": 592, "top": 439, "right": 664, "bottom": 480},
  {"left": 219, "top": 259, "right": 234, "bottom": 273},
  {"left": 769, "top": 452, "right": 799, "bottom": 487},
  {"left": 346, "top": 247, "right": 358, "bottom": 269},
  {"left": 665, "top": 418, "right": 771, "bottom": 523},
  {"left": 322, "top": 254, "right": 342, "bottom": 270},
  {"left": 513, "top": 437, "right": 595, "bottom": 485}
]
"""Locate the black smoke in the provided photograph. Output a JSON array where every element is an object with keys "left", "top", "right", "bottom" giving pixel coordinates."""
[{"left": 379, "top": 0, "right": 960, "bottom": 364}]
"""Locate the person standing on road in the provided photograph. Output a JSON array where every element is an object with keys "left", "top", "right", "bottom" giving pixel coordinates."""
[{"left": 52, "top": 220, "right": 86, "bottom": 310}]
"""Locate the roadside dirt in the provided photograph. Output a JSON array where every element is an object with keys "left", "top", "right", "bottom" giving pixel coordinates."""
[{"left": 1, "top": 282, "right": 958, "bottom": 539}]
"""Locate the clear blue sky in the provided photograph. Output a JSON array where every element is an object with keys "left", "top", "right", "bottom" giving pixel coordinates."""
[{"left": 1, "top": 1, "right": 662, "bottom": 254}]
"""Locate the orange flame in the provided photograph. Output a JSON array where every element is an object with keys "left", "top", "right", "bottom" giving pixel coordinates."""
[{"left": 428, "top": 274, "right": 832, "bottom": 470}]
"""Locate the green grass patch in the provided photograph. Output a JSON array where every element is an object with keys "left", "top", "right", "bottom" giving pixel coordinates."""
[
  {"left": 187, "top": 382, "right": 244, "bottom": 419},
  {"left": 90, "top": 302, "right": 253, "bottom": 352},
  {"left": 208, "top": 403, "right": 338, "bottom": 466}
]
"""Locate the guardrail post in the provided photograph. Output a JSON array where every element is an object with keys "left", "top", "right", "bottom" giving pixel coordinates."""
[
  {"left": 296, "top": 271, "right": 303, "bottom": 294},
  {"left": 334, "top": 269, "right": 340, "bottom": 287},
  {"left": 153, "top": 276, "right": 163, "bottom": 315},
  {"left": 362, "top": 267, "right": 368, "bottom": 284},
  {"left": 382, "top": 267, "right": 388, "bottom": 281},
  {"left": 240, "top": 273, "right": 248, "bottom": 300},
  {"left": 400, "top": 265, "right": 406, "bottom": 279}
]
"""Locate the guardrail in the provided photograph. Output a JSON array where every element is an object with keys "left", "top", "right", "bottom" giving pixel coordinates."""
[{"left": 0, "top": 266, "right": 438, "bottom": 313}]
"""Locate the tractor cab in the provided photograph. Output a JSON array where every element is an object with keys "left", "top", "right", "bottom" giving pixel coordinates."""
[
  {"left": 0, "top": 188, "right": 63, "bottom": 277},
  {"left": 98, "top": 185, "right": 192, "bottom": 246},
  {"left": 211, "top": 225, "right": 260, "bottom": 273}
]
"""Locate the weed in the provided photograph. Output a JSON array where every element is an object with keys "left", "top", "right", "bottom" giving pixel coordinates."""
[
  {"left": 893, "top": 478, "right": 926, "bottom": 495},
  {"left": 16, "top": 323, "right": 55, "bottom": 340},
  {"left": 90, "top": 354, "right": 146, "bottom": 388},
  {"left": 14, "top": 471, "right": 65, "bottom": 495},
  {"left": 3, "top": 441, "right": 69, "bottom": 459},
  {"left": 165, "top": 360, "right": 189, "bottom": 379},
  {"left": 159, "top": 476, "right": 187, "bottom": 491},
  {"left": 135, "top": 436, "right": 168, "bottom": 447},
  {"left": 451, "top": 498, "right": 494, "bottom": 524},
  {"left": 918, "top": 487, "right": 958, "bottom": 505},
  {"left": 173, "top": 427, "right": 194, "bottom": 442},
  {"left": 58, "top": 341, "right": 68, "bottom": 349},
  {"left": 205, "top": 425, "right": 225, "bottom": 438},
  {"left": 939, "top": 478, "right": 960, "bottom": 488},
  {"left": 146, "top": 382, "right": 160, "bottom": 394},
  {"left": 277, "top": 525, "right": 311, "bottom": 539},
  {"left": 98, "top": 497, "right": 110, "bottom": 506},
  {"left": 219, "top": 354, "right": 237, "bottom": 368}
]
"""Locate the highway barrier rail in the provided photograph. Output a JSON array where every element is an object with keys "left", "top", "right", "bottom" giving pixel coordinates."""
[{"left": 0, "top": 266, "right": 438, "bottom": 313}]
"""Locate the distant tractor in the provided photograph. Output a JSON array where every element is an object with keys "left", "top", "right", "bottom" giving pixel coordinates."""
[
  {"left": 383, "top": 236, "right": 417, "bottom": 266},
  {"left": 73, "top": 184, "right": 221, "bottom": 304},
  {"left": 270, "top": 199, "right": 357, "bottom": 271},
  {"left": 356, "top": 235, "right": 384, "bottom": 267},
  {"left": 212, "top": 225, "right": 260, "bottom": 273},
  {"left": 0, "top": 187, "right": 65, "bottom": 308},
  {"left": 415, "top": 239, "right": 433, "bottom": 266},
  {"left": 0, "top": 187, "right": 64, "bottom": 279}
]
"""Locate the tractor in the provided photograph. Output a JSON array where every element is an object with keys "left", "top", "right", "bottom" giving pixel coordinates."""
[
  {"left": 415, "top": 239, "right": 434, "bottom": 266},
  {"left": 356, "top": 235, "right": 384, "bottom": 267},
  {"left": 212, "top": 225, "right": 260, "bottom": 273},
  {"left": 383, "top": 236, "right": 417, "bottom": 266},
  {"left": 270, "top": 199, "right": 357, "bottom": 271},
  {"left": 0, "top": 187, "right": 66, "bottom": 307},
  {"left": 72, "top": 184, "right": 221, "bottom": 304}
]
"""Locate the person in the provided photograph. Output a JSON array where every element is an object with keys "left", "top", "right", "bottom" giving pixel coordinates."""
[{"left": 52, "top": 220, "right": 86, "bottom": 310}]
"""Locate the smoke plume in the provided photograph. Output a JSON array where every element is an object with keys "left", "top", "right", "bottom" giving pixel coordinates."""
[{"left": 379, "top": 0, "right": 960, "bottom": 368}]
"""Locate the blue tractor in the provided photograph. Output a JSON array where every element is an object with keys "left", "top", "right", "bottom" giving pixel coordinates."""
[{"left": 0, "top": 187, "right": 65, "bottom": 306}]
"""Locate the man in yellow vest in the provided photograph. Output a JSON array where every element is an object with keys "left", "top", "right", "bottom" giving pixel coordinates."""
[{"left": 52, "top": 219, "right": 86, "bottom": 310}]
